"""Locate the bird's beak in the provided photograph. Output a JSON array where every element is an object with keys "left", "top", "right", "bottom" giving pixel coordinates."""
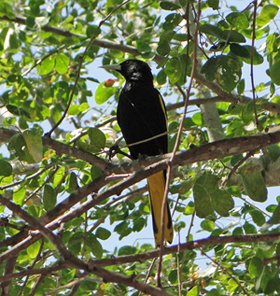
[{"left": 99, "top": 64, "right": 121, "bottom": 72}]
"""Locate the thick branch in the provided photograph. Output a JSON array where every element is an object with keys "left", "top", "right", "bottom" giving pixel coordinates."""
[
  {"left": 1, "top": 15, "right": 279, "bottom": 115},
  {"left": 0, "top": 195, "right": 84, "bottom": 267},
  {"left": 91, "top": 232, "right": 280, "bottom": 267},
  {"left": 0, "top": 128, "right": 111, "bottom": 171},
  {"left": 1, "top": 130, "right": 280, "bottom": 263},
  {"left": 90, "top": 267, "right": 171, "bottom": 296},
  {"left": 0, "top": 15, "right": 139, "bottom": 56}
]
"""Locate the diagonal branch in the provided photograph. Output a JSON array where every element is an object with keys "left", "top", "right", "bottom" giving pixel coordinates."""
[
  {"left": 1, "top": 15, "right": 279, "bottom": 115},
  {"left": 1, "top": 130, "right": 280, "bottom": 263}
]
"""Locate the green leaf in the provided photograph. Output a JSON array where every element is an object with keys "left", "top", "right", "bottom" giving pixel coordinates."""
[
  {"left": 68, "top": 232, "right": 83, "bottom": 254},
  {"left": 268, "top": 204, "right": 280, "bottom": 224},
  {"left": 37, "top": 56, "right": 55, "bottom": 76},
  {"left": 22, "top": 129, "right": 43, "bottom": 163},
  {"left": 9, "top": 32, "right": 19, "bottom": 49},
  {"left": 273, "top": 0, "right": 280, "bottom": 5},
  {"left": 118, "top": 245, "right": 137, "bottom": 256},
  {"left": 168, "top": 269, "right": 178, "bottom": 284},
  {"left": 94, "top": 82, "right": 117, "bottom": 104},
  {"left": 250, "top": 210, "right": 265, "bottom": 226},
  {"left": 237, "top": 45, "right": 264, "bottom": 65},
  {"left": 91, "top": 165, "right": 104, "bottom": 180},
  {"left": 230, "top": 43, "right": 250, "bottom": 58},
  {"left": 136, "top": 39, "right": 151, "bottom": 53},
  {"left": 157, "top": 30, "right": 174, "bottom": 56},
  {"left": 165, "top": 57, "right": 181, "bottom": 84},
  {"left": 257, "top": 5, "right": 279, "bottom": 27},
  {"left": 162, "top": 13, "right": 183, "bottom": 30},
  {"left": 207, "top": 0, "right": 219, "bottom": 10},
  {"left": 201, "top": 55, "right": 242, "bottom": 91},
  {"left": 156, "top": 69, "right": 167, "bottom": 85},
  {"left": 114, "top": 221, "right": 131, "bottom": 239},
  {"left": 86, "top": 25, "right": 101, "bottom": 38},
  {"left": 88, "top": 127, "right": 106, "bottom": 153},
  {"left": 67, "top": 172, "right": 78, "bottom": 193},
  {"left": 270, "top": 60, "right": 280, "bottom": 85},
  {"left": 193, "top": 173, "right": 234, "bottom": 218},
  {"left": 201, "top": 219, "right": 215, "bottom": 232},
  {"left": 188, "top": 285, "right": 199, "bottom": 296},
  {"left": 0, "top": 159, "right": 12, "bottom": 176},
  {"left": 95, "top": 227, "right": 111, "bottom": 240},
  {"left": 133, "top": 217, "right": 146, "bottom": 232},
  {"left": 43, "top": 184, "right": 57, "bottom": 211},
  {"left": 213, "top": 189, "right": 234, "bottom": 217},
  {"left": 160, "top": 1, "right": 180, "bottom": 10},
  {"left": 226, "top": 12, "right": 249, "bottom": 29},
  {"left": 13, "top": 187, "right": 26, "bottom": 205},
  {"left": 220, "top": 30, "right": 246, "bottom": 43},
  {"left": 0, "top": 1, "right": 15, "bottom": 18},
  {"left": 239, "top": 161, "right": 268, "bottom": 202},
  {"left": 52, "top": 166, "right": 65, "bottom": 188},
  {"left": 237, "top": 79, "right": 245, "bottom": 95},
  {"left": 200, "top": 24, "right": 224, "bottom": 39},
  {"left": 192, "top": 112, "right": 203, "bottom": 126},
  {"left": 55, "top": 53, "right": 70, "bottom": 74},
  {"left": 87, "top": 234, "right": 103, "bottom": 258},
  {"left": 27, "top": 241, "right": 41, "bottom": 259}
]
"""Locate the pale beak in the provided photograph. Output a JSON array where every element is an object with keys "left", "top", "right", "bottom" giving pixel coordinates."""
[{"left": 99, "top": 64, "right": 121, "bottom": 72}]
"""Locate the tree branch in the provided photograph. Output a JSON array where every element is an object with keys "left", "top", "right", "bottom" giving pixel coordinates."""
[
  {"left": 1, "top": 129, "right": 280, "bottom": 263},
  {"left": 1, "top": 15, "right": 279, "bottom": 116},
  {"left": 90, "top": 232, "right": 280, "bottom": 267}
]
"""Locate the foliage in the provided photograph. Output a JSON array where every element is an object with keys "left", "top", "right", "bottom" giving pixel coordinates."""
[{"left": 0, "top": 0, "right": 280, "bottom": 295}]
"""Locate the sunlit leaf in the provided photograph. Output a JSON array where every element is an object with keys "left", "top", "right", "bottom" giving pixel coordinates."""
[
  {"left": 239, "top": 160, "right": 268, "bottom": 202},
  {"left": 270, "top": 60, "right": 280, "bottom": 85},
  {"left": 95, "top": 82, "right": 117, "bottom": 104},
  {"left": 88, "top": 127, "right": 106, "bottom": 153},
  {"left": 22, "top": 129, "right": 43, "bottom": 163},
  {"left": 257, "top": 5, "right": 279, "bottom": 27},
  {"left": 27, "top": 241, "right": 41, "bottom": 259},
  {"left": 193, "top": 173, "right": 234, "bottom": 218},
  {"left": 55, "top": 53, "right": 70, "bottom": 74},
  {"left": 226, "top": 12, "right": 249, "bottom": 29},
  {"left": 37, "top": 56, "right": 55, "bottom": 76}
]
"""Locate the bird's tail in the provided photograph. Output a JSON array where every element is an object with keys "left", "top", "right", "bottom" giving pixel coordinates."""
[{"left": 147, "top": 171, "right": 173, "bottom": 246}]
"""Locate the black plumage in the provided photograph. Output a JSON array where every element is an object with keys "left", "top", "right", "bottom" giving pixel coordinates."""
[{"left": 104, "top": 59, "right": 173, "bottom": 245}]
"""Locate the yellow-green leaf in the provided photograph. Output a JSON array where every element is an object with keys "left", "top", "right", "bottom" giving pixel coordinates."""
[
  {"left": 23, "top": 129, "right": 43, "bottom": 163},
  {"left": 55, "top": 53, "right": 70, "bottom": 74}
]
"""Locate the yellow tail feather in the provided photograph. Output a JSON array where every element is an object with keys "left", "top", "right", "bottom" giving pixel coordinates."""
[{"left": 147, "top": 171, "right": 173, "bottom": 246}]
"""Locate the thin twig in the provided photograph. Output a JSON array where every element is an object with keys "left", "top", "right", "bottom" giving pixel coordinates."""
[
  {"left": 187, "top": 212, "right": 195, "bottom": 242},
  {"left": 157, "top": 0, "right": 201, "bottom": 286},
  {"left": 45, "top": 0, "right": 130, "bottom": 137},
  {"left": 250, "top": 0, "right": 259, "bottom": 128},
  {"left": 176, "top": 243, "right": 182, "bottom": 296},
  {"left": 221, "top": 149, "right": 257, "bottom": 186},
  {"left": 17, "top": 240, "right": 44, "bottom": 296},
  {"left": 200, "top": 249, "right": 250, "bottom": 295}
]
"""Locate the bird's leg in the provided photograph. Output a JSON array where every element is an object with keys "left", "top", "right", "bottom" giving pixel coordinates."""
[{"left": 108, "top": 144, "right": 133, "bottom": 160}]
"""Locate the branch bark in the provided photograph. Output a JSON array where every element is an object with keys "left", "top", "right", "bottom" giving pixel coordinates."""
[
  {"left": 90, "top": 232, "right": 280, "bottom": 267},
  {"left": 1, "top": 15, "right": 279, "bottom": 116}
]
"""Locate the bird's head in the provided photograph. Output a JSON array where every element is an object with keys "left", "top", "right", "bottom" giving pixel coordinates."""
[{"left": 101, "top": 59, "right": 153, "bottom": 82}]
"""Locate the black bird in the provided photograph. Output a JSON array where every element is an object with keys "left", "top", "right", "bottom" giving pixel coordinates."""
[{"left": 102, "top": 59, "right": 173, "bottom": 246}]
